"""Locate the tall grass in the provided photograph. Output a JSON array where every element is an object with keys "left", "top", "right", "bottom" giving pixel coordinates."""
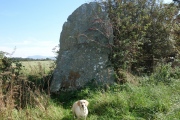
[
  {"left": 0, "top": 59, "right": 55, "bottom": 119},
  {"left": 20, "top": 61, "right": 55, "bottom": 76},
  {"left": 51, "top": 64, "right": 180, "bottom": 120},
  {"left": 0, "top": 59, "right": 180, "bottom": 119}
]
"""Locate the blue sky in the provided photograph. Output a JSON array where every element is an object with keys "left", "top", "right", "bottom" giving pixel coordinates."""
[{"left": 0, "top": 0, "right": 173, "bottom": 58}]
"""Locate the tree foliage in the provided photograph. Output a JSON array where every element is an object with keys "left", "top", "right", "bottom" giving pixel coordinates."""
[
  {"left": 98, "top": 0, "right": 180, "bottom": 76},
  {"left": 173, "top": 0, "right": 180, "bottom": 6}
]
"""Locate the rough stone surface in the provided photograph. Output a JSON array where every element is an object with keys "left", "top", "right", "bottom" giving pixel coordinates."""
[{"left": 50, "top": 2, "right": 114, "bottom": 92}]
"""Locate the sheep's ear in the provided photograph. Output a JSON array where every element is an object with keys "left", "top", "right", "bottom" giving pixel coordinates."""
[
  {"left": 77, "top": 101, "right": 80, "bottom": 106},
  {"left": 85, "top": 100, "right": 89, "bottom": 106}
]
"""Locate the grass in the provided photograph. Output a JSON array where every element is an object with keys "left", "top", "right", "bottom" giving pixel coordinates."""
[
  {"left": 20, "top": 61, "right": 55, "bottom": 76},
  {"left": 0, "top": 61, "right": 180, "bottom": 120},
  {"left": 88, "top": 82, "right": 179, "bottom": 119},
  {"left": 0, "top": 101, "right": 66, "bottom": 120},
  {"left": 2, "top": 82, "right": 180, "bottom": 120}
]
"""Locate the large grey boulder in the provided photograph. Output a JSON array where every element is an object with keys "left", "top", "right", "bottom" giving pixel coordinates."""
[{"left": 50, "top": 2, "right": 114, "bottom": 92}]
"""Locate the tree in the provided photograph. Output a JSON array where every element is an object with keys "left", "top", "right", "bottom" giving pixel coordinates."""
[
  {"left": 172, "top": 0, "right": 180, "bottom": 57},
  {"left": 173, "top": 0, "right": 180, "bottom": 5},
  {"left": 98, "top": 0, "right": 179, "bottom": 75}
]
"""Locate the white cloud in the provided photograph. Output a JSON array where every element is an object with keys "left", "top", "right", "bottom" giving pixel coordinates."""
[
  {"left": 0, "top": 38, "right": 59, "bottom": 58},
  {"left": 0, "top": 46, "right": 15, "bottom": 55},
  {"left": 14, "top": 46, "right": 56, "bottom": 58}
]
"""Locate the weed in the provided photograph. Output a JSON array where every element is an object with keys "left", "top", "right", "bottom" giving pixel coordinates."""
[{"left": 0, "top": 56, "right": 180, "bottom": 119}]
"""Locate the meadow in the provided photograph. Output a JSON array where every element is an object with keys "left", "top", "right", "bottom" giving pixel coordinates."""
[
  {"left": 20, "top": 61, "right": 55, "bottom": 76},
  {"left": 0, "top": 60, "right": 180, "bottom": 120}
]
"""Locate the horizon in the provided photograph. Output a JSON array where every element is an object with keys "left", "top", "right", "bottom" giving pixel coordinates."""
[{"left": 0, "top": 0, "right": 173, "bottom": 58}]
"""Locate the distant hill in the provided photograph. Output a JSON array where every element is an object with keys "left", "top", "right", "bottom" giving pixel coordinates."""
[{"left": 27, "top": 55, "right": 56, "bottom": 60}]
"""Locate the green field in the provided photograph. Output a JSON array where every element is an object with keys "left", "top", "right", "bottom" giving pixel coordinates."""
[{"left": 20, "top": 60, "right": 55, "bottom": 76}]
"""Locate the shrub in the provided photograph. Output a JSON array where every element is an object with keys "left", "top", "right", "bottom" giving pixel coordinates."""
[
  {"left": 141, "top": 64, "right": 180, "bottom": 85},
  {"left": 0, "top": 52, "right": 52, "bottom": 119},
  {"left": 97, "top": 0, "right": 180, "bottom": 76}
]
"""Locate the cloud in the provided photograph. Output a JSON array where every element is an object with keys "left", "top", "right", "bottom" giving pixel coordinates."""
[
  {"left": 12, "top": 46, "right": 57, "bottom": 58},
  {"left": 0, "top": 38, "right": 59, "bottom": 58},
  {"left": 14, "top": 46, "right": 56, "bottom": 58},
  {"left": 0, "top": 46, "right": 15, "bottom": 54}
]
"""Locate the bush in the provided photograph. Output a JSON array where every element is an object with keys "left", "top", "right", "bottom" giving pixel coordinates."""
[
  {"left": 141, "top": 64, "right": 180, "bottom": 85},
  {"left": 0, "top": 53, "right": 52, "bottom": 119},
  {"left": 98, "top": 0, "right": 180, "bottom": 75}
]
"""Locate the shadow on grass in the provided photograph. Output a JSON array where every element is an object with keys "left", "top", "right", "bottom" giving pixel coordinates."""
[
  {"left": 50, "top": 79, "right": 104, "bottom": 109},
  {"left": 61, "top": 116, "right": 73, "bottom": 120}
]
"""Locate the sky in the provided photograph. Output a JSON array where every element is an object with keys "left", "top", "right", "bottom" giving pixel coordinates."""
[{"left": 0, "top": 0, "right": 173, "bottom": 58}]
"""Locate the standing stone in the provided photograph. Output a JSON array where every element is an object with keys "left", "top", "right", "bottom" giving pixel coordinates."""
[{"left": 50, "top": 2, "right": 114, "bottom": 92}]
